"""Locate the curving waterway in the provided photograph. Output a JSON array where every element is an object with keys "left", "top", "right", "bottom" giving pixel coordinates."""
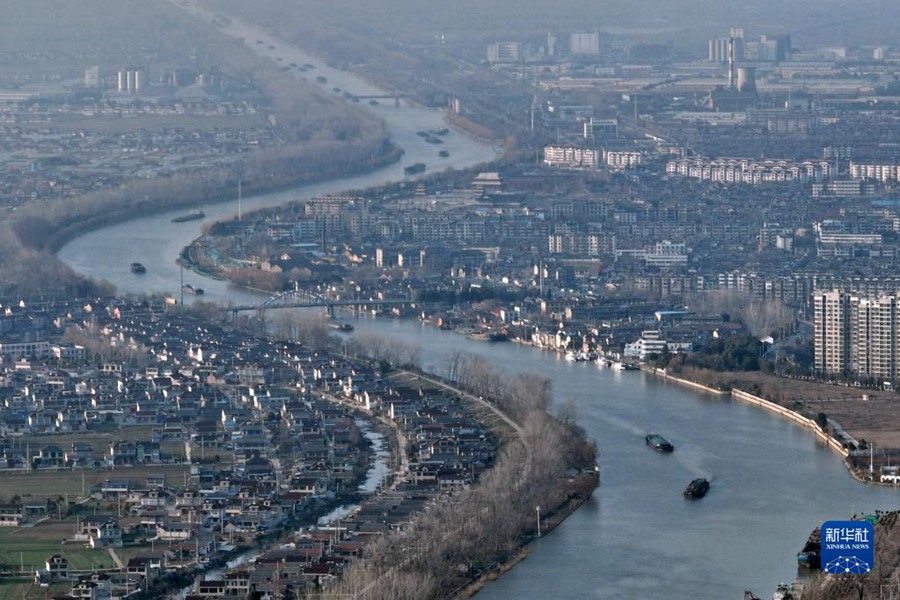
[{"left": 57, "top": 8, "right": 900, "bottom": 600}]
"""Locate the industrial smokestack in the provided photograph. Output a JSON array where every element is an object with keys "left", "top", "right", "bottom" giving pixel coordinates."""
[{"left": 728, "top": 37, "right": 735, "bottom": 89}]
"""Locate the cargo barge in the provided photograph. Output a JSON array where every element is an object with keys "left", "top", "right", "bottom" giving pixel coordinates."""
[{"left": 645, "top": 434, "right": 674, "bottom": 453}]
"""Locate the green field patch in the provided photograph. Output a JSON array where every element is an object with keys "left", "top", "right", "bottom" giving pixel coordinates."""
[
  {"left": 0, "top": 525, "right": 113, "bottom": 573},
  {"left": 0, "top": 577, "right": 69, "bottom": 600},
  {"left": 0, "top": 464, "right": 191, "bottom": 500}
]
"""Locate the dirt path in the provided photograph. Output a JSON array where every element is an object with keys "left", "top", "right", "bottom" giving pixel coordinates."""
[{"left": 107, "top": 547, "right": 124, "bottom": 569}]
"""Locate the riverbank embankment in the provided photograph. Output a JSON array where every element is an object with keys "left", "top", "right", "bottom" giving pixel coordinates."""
[
  {"left": 46, "top": 145, "right": 403, "bottom": 256},
  {"left": 650, "top": 367, "right": 852, "bottom": 459}
]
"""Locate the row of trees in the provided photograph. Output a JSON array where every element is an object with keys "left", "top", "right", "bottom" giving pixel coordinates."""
[
  {"left": 344, "top": 332, "right": 422, "bottom": 371},
  {"left": 692, "top": 290, "right": 794, "bottom": 340},
  {"left": 308, "top": 351, "right": 597, "bottom": 599},
  {"left": 660, "top": 334, "right": 765, "bottom": 373},
  {"left": 0, "top": 1, "right": 399, "bottom": 299}
]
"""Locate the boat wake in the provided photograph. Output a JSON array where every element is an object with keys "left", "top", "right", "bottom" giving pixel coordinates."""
[
  {"left": 673, "top": 448, "right": 713, "bottom": 480},
  {"left": 591, "top": 411, "right": 651, "bottom": 438}
]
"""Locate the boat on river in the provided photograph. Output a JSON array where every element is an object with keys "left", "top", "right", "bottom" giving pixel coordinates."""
[
  {"left": 130, "top": 262, "right": 146, "bottom": 274},
  {"left": 612, "top": 361, "right": 637, "bottom": 371},
  {"left": 183, "top": 284, "right": 204, "bottom": 295},
  {"left": 796, "top": 528, "right": 821, "bottom": 569},
  {"left": 772, "top": 580, "right": 803, "bottom": 600},
  {"left": 684, "top": 478, "right": 710, "bottom": 499},
  {"left": 403, "top": 162, "right": 426, "bottom": 175},
  {"left": 171, "top": 210, "right": 205, "bottom": 223},
  {"left": 645, "top": 434, "right": 674, "bottom": 453},
  {"left": 488, "top": 330, "right": 508, "bottom": 342}
]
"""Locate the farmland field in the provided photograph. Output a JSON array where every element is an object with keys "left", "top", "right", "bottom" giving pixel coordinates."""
[
  {"left": 0, "top": 522, "right": 115, "bottom": 572},
  {"left": 0, "top": 464, "right": 191, "bottom": 499}
]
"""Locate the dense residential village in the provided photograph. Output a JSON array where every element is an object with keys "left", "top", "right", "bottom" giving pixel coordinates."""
[
  {"left": 5, "top": 0, "right": 900, "bottom": 597},
  {"left": 0, "top": 298, "right": 522, "bottom": 598}
]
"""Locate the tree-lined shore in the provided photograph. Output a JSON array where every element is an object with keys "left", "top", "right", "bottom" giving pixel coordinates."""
[{"left": 0, "top": 1, "right": 398, "bottom": 299}]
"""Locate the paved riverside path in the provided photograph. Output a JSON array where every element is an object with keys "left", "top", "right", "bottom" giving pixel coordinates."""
[
  {"left": 398, "top": 370, "right": 525, "bottom": 440},
  {"left": 344, "top": 370, "right": 531, "bottom": 600}
]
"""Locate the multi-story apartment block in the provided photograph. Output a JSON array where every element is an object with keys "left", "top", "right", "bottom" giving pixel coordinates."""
[
  {"left": 849, "top": 162, "right": 900, "bottom": 182},
  {"left": 569, "top": 32, "right": 600, "bottom": 56},
  {"left": 666, "top": 157, "right": 830, "bottom": 184},
  {"left": 548, "top": 232, "right": 615, "bottom": 256},
  {"left": 813, "top": 290, "right": 851, "bottom": 375},
  {"left": 550, "top": 200, "right": 609, "bottom": 222},
  {"left": 643, "top": 240, "right": 688, "bottom": 268},
  {"left": 605, "top": 151, "right": 642, "bottom": 171},
  {"left": 543, "top": 146, "right": 599, "bottom": 169},
  {"left": 814, "top": 291, "right": 900, "bottom": 381},
  {"left": 486, "top": 42, "right": 522, "bottom": 64},
  {"left": 851, "top": 296, "right": 898, "bottom": 380},
  {"left": 811, "top": 180, "right": 875, "bottom": 198}
]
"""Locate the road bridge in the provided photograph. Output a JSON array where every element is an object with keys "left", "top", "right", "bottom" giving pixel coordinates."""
[{"left": 228, "top": 289, "right": 414, "bottom": 317}]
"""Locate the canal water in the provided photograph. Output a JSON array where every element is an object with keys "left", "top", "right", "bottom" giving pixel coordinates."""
[
  {"left": 350, "top": 317, "right": 900, "bottom": 599},
  {"left": 57, "top": 7, "right": 900, "bottom": 599}
]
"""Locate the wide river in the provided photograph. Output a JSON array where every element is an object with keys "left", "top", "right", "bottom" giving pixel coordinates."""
[{"left": 59, "top": 8, "right": 900, "bottom": 600}]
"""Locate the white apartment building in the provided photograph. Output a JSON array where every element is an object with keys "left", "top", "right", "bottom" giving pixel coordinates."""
[
  {"left": 624, "top": 330, "right": 692, "bottom": 361},
  {"left": 643, "top": 240, "right": 688, "bottom": 268},
  {"left": 850, "top": 162, "right": 900, "bottom": 182},
  {"left": 814, "top": 290, "right": 851, "bottom": 375},
  {"left": 605, "top": 151, "right": 642, "bottom": 171},
  {"left": 666, "top": 157, "right": 830, "bottom": 184},
  {"left": 814, "top": 290, "right": 900, "bottom": 381},
  {"left": 543, "top": 146, "right": 599, "bottom": 169}
]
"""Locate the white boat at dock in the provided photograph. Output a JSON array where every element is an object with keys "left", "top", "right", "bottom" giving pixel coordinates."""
[{"left": 611, "top": 361, "right": 638, "bottom": 371}]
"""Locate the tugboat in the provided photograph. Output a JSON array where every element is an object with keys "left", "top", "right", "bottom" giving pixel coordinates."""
[
  {"left": 645, "top": 434, "right": 674, "bottom": 453},
  {"left": 683, "top": 478, "right": 710, "bottom": 499},
  {"left": 130, "top": 262, "right": 146, "bottom": 274},
  {"left": 182, "top": 284, "right": 204, "bottom": 295}
]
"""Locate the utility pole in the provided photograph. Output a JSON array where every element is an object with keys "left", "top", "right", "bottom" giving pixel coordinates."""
[
  {"left": 871, "top": 442, "right": 875, "bottom": 477},
  {"left": 238, "top": 178, "right": 243, "bottom": 221}
]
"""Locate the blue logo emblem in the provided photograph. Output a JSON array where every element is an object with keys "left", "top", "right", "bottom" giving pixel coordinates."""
[{"left": 821, "top": 520, "right": 874, "bottom": 575}]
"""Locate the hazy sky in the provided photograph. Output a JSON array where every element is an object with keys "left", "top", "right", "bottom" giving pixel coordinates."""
[
  {"left": 203, "top": 0, "right": 895, "bottom": 48},
  {"left": 0, "top": 0, "right": 891, "bottom": 69}
]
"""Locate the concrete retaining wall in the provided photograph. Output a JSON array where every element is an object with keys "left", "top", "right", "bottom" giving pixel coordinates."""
[
  {"left": 729, "top": 389, "right": 848, "bottom": 457},
  {"left": 650, "top": 368, "right": 728, "bottom": 395},
  {"left": 651, "top": 368, "right": 849, "bottom": 458}
]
